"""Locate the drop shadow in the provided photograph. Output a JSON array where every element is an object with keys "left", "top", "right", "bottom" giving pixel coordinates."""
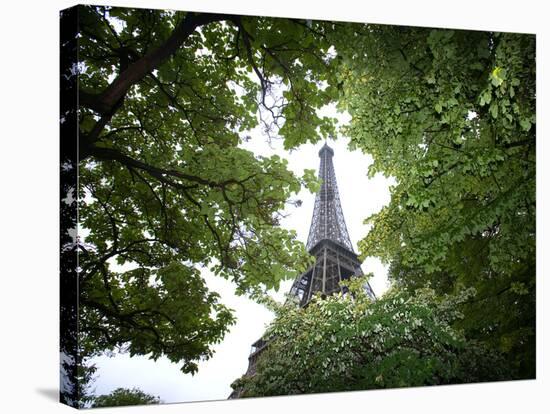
[{"left": 36, "top": 388, "right": 59, "bottom": 403}]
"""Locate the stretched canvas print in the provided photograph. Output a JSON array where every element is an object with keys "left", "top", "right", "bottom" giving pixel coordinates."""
[{"left": 60, "top": 4, "right": 536, "bottom": 409}]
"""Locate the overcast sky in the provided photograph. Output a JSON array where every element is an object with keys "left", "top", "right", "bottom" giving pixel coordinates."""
[{"left": 90, "top": 104, "right": 394, "bottom": 404}]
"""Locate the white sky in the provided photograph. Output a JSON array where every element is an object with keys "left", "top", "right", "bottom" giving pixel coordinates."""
[{"left": 90, "top": 104, "right": 394, "bottom": 404}]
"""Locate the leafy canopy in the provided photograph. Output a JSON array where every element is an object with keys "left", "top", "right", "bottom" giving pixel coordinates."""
[
  {"left": 91, "top": 387, "right": 161, "bottom": 407},
  {"left": 232, "top": 277, "right": 509, "bottom": 397},
  {"left": 332, "top": 26, "right": 535, "bottom": 377},
  {"left": 65, "top": 6, "right": 536, "bottom": 398},
  {"left": 74, "top": 5, "right": 339, "bottom": 374}
]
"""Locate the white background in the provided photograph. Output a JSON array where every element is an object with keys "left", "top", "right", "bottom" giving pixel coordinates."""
[{"left": 0, "top": 0, "right": 548, "bottom": 413}]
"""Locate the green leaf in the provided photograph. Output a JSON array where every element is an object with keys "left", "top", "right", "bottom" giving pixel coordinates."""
[
  {"left": 491, "top": 66, "right": 505, "bottom": 87},
  {"left": 489, "top": 102, "right": 499, "bottom": 119},
  {"left": 519, "top": 119, "right": 532, "bottom": 131}
]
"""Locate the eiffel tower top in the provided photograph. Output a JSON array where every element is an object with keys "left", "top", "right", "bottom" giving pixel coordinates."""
[
  {"left": 318, "top": 142, "right": 334, "bottom": 157},
  {"left": 306, "top": 142, "right": 354, "bottom": 252}
]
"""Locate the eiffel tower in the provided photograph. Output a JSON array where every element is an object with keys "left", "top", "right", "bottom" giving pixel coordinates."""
[
  {"left": 229, "top": 143, "right": 375, "bottom": 398},
  {"left": 288, "top": 143, "right": 375, "bottom": 305}
]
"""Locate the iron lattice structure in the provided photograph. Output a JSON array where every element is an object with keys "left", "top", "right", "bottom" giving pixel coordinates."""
[
  {"left": 306, "top": 144, "right": 354, "bottom": 251},
  {"left": 289, "top": 143, "right": 375, "bottom": 305},
  {"left": 229, "top": 143, "right": 374, "bottom": 398}
]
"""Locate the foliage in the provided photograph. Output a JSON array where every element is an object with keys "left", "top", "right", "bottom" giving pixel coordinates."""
[
  {"left": 232, "top": 277, "right": 510, "bottom": 397},
  {"left": 90, "top": 387, "right": 161, "bottom": 408},
  {"left": 333, "top": 26, "right": 535, "bottom": 377},
  {"left": 74, "top": 5, "right": 339, "bottom": 376},
  {"left": 67, "top": 5, "right": 536, "bottom": 399},
  {"left": 71, "top": 358, "right": 98, "bottom": 408},
  {"left": 79, "top": 262, "right": 234, "bottom": 374}
]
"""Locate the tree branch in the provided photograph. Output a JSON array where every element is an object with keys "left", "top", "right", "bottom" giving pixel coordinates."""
[{"left": 89, "top": 13, "right": 230, "bottom": 115}]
